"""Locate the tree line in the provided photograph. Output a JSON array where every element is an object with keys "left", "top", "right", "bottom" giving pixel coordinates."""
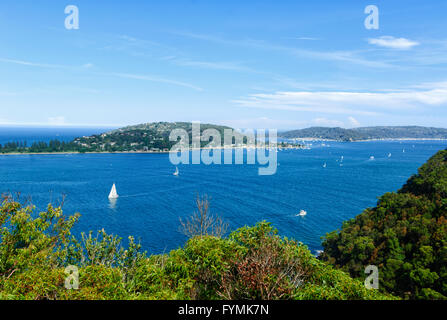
[{"left": 0, "top": 140, "right": 82, "bottom": 153}]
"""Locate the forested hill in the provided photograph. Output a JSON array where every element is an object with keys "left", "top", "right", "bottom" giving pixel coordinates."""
[
  {"left": 279, "top": 126, "right": 447, "bottom": 141},
  {"left": 321, "top": 148, "right": 447, "bottom": 299},
  {"left": 72, "top": 122, "right": 238, "bottom": 152},
  {"left": 0, "top": 122, "right": 240, "bottom": 153}
]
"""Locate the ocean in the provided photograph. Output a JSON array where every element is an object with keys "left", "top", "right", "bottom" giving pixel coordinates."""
[
  {"left": 0, "top": 127, "right": 446, "bottom": 255},
  {"left": 0, "top": 126, "right": 113, "bottom": 145}
]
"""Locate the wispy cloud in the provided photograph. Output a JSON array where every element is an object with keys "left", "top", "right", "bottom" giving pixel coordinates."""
[
  {"left": 0, "top": 91, "right": 18, "bottom": 96},
  {"left": 313, "top": 117, "right": 345, "bottom": 127},
  {"left": 284, "top": 37, "right": 321, "bottom": 41},
  {"left": 0, "top": 57, "right": 69, "bottom": 69},
  {"left": 103, "top": 72, "right": 203, "bottom": 91},
  {"left": 0, "top": 56, "right": 202, "bottom": 92},
  {"left": 47, "top": 116, "right": 67, "bottom": 126},
  {"left": 221, "top": 116, "right": 348, "bottom": 130},
  {"left": 172, "top": 31, "right": 394, "bottom": 68},
  {"left": 233, "top": 83, "right": 447, "bottom": 116},
  {"left": 167, "top": 57, "right": 256, "bottom": 73},
  {"left": 104, "top": 34, "right": 180, "bottom": 57},
  {"left": 348, "top": 116, "right": 360, "bottom": 127},
  {"left": 368, "top": 36, "right": 420, "bottom": 50}
]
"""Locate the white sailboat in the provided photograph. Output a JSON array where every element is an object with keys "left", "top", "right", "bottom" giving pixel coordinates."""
[
  {"left": 388, "top": 153, "right": 392, "bottom": 158},
  {"left": 108, "top": 183, "right": 119, "bottom": 199},
  {"left": 323, "top": 162, "right": 327, "bottom": 168},
  {"left": 173, "top": 167, "right": 179, "bottom": 176},
  {"left": 297, "top": 210, "right": 307, "bottom": 217}
]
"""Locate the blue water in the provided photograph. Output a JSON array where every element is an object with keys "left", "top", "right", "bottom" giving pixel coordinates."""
[
  {"left": 0, "top": 135, "right": 446, "bottom": 254},
  {"left": 0, "top": 126, "right": 114, "bottom": 145}
]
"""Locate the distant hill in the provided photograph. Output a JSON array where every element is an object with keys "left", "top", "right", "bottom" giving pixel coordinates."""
[
  {"left": 73, "top": 122, "right": 240, "bottom": 152},
  {"left": 279, "top": 126, "right": 447, "bottom": 142}
]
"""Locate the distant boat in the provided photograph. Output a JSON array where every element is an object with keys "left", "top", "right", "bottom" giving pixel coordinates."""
[
  {"left": 388, "top": 153, "right": 392, "bottom": 158},
  {"left": 173, "top": 167, "right": 179, "bottom": 176},
  {"left": 108, "top": 183, "right": 119, "bottom": 199},
  {"left": 369, "top": 156, "right": 375, "bottom": 161},
  {"left": 297, "top": 210, "right": 307, "bottom": 217},
  {"left": 403, "top": 149, "right": 405, "bottom": 153},
  {"left": 323, "top": 162, "right": 327, "bottom": 168}
]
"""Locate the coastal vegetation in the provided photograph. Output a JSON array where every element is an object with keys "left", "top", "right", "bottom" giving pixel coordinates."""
[
  {"left": 322, "top": 148, "right": 447, "bottom": 299},
  {"left": 0, "top": 140, "right": 81, "bottom": 154},
  {"left": 0, "top": 194, "right": 391, "bottom": 300},
  {"left": 0, "top": 122, "right": 231, "bottom": 154},
  {"left": 0, "top": 122, "right": 301, "bottom": 154},
  {"left": 1, "top": 139, "right": 446, "bottom": 300},
  {"left": 5, "top": 123, "right": 447, "bottom": 154},
  {"left": 280, "top": 126, "right": 447, "bottom": 141}
]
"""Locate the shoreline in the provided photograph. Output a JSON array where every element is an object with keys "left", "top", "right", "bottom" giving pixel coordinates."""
[
  {"left": 286, "top": 137, "right": 447, "bottom": 142},
  {"left": 0, "top": 145, "right": 303, "bottom": 156},
  {"left": 1, "top": 138, "right": 446, "bottom": 156}
]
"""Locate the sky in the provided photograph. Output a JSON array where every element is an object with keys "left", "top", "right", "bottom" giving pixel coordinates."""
[{"left": 1, "top": 0, "right": 447, "bottom": 130}]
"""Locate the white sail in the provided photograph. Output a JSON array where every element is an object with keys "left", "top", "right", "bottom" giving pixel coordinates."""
[
  {"left": 297, "top": 210, "right": 307, "bottom": 217},
  {"left": 108, "top": 183, "right": 119, "bottom": 199}
]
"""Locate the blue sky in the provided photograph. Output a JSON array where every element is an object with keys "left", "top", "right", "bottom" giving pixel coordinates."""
[{"left": 1, "top": 0, "right": 447, "bottom": 129}]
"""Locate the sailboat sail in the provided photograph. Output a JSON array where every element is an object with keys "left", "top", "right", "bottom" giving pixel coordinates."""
[{"left": 108, "top": 183, "right": 119, "bottom": 199}]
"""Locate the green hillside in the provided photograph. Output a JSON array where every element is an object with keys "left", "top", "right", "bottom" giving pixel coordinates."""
[
  {"left": 322, "top": 149, "right": 447, "bottom": 299},
  {"left": 280, "top": 126, "right": 447, "bottom": 141},
  {"left": 0, "top": 122, "right": 242, "bottom": 154}
]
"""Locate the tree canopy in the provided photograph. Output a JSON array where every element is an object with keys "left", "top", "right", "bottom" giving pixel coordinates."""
[{"left": 322, "top": 149, "right": 447, "bottom": 299}]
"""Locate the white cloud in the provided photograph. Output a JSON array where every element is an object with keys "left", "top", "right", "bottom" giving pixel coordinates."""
[
  {"left": 222, "top": 117, "right": 307, "bottom": 129},
  {"left": 313, "top": 118, "right": 344, "bottom": 127},
  {"left": 368, "top": 36, "right": 419, "bottom": 50},
  {"left": 48, "top": 116, "right": 67, "bottom": 126},
  {"left": 102, "top": 72, "right": 204, "bottom": 91},
  {"left": 173, "top": 31, "right": 393, "bottom": 68},
  {"left": 171, "top": 59, "right": 252, "bottom": 72},
  {"left": 0, "top": 57, "right": 95, "bottom": 70},
  {"left": 284, "top": 37, "right": 320, "bottom": 41},
  {"left": 0, "top": 57, "right": 68, "bottom": 69},
  {"left": 0, "top": 91, "right": 18, "bottom": 96},
  {"left": 233, "top": 83, "right": 447, "bottom": 116},
  {"left": 348, "top": 116, "right": 360, "bottom": 127},
  {"left": 221, "top": 117, "right": 347, "bottom": 129}
]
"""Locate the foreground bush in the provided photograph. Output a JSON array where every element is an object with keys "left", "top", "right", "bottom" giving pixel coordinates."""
[{"left": 0, "top": 196, "right": 392, "bottom": 300}]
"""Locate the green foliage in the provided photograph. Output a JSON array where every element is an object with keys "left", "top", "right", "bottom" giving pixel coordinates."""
[
  {"left": 322, "top": 149, "right": 447, "bottom": 299},
  {"left": 0, "top": 140, "right": 83, "bottom": 154},
  {"left": 0, "top": 197, "right": 393, "bottom": 300}
]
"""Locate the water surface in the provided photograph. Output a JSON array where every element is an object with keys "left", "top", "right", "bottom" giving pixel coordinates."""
[{"left": 1, "top": 140, "right": 445, "bottom": 254}]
